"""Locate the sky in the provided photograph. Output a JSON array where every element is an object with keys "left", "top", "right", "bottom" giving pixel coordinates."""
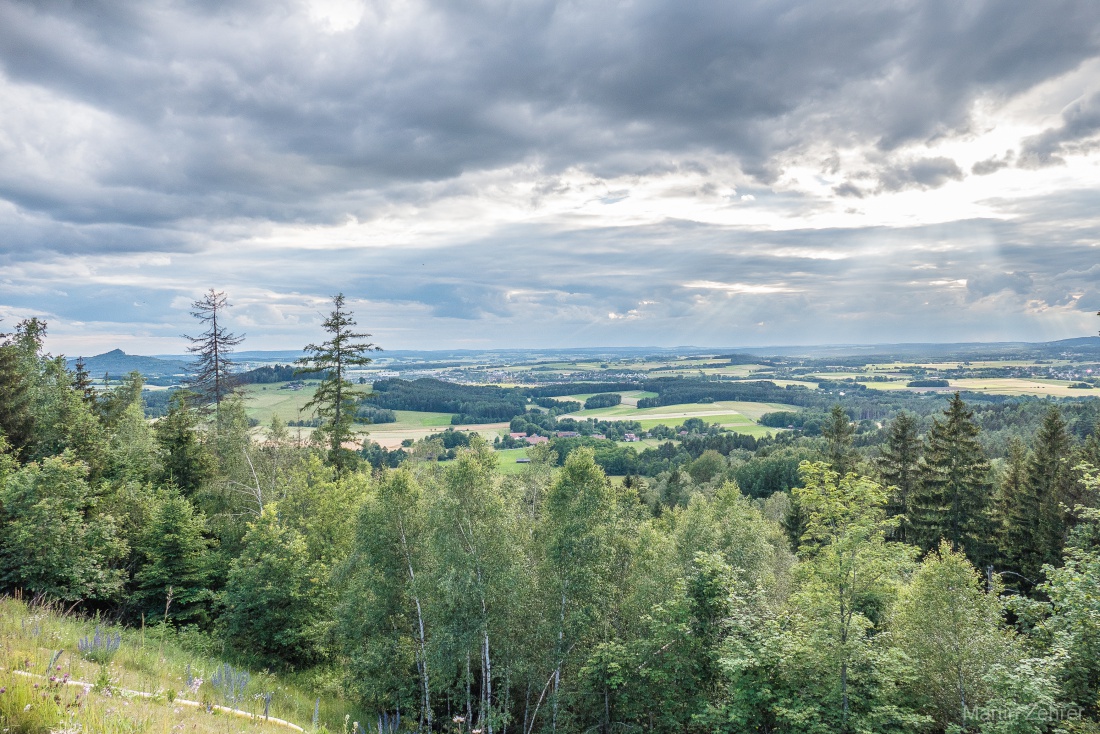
[{"left": 2, "top": 0, "right": 1100, "bottom": 355}]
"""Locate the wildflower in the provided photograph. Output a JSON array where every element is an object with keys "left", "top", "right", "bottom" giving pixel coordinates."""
[
  {"left": 453, "top": 716, "right": 466, "bottom": 723},
  {"left": 0, "top": 686, "right": 6, "bottom": 693},
  {"left": 33, "top": 682, "right": 39, "bottom": 688}
]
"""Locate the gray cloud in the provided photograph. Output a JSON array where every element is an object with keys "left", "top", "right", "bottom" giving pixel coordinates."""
[
  {"left": 972, "top": 151, "right": 1015, "bottom": 175},
  {"left": 966, "top": 271, "right": 1034, "bottom": 300},
  {"left": 1, "top": 0, "right": 1098, "bottom": 237},
  {"left": 876, "top": 156, "right": 965, "bottom": 192},
  {"left": 2, "top": 0, "right": 1100, "bottom": 349},
  {"left": 3, "top": 208, "right": 1097, "bottom": 350},
  {"left": 1019, "top": 91, "right": 1100, "bottom": 168}
]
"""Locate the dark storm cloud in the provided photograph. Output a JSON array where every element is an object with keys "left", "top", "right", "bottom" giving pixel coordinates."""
[{"left": 2, "top": 0, "right": 1100, "bottom": 242}]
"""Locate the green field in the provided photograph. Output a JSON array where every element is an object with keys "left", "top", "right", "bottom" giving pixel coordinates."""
[
  {"left": 241, "top": 381, "right": 324, "bottom": 424},
  {"left": 559, "top": 390, "right": 658, "bottom": 406},
  {"left": 242, "top": 384, "right": 792, "bottom": 449},
  {"left": 391, "top": 409, "right": 455, "bottom": 427},
  {"left": 494, "top": 447, "right": 533, "bottom": 474},
  {"left": 243, "top": 382, "right": 458, "bottom": 437}
]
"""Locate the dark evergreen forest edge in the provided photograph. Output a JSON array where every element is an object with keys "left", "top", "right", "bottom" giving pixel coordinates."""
[{"left": 4, "top": 304, "right": 1100, "bottom": 734}]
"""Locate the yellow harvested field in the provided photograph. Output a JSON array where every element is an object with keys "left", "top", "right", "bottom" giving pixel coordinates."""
[
  {"left": 570, "top": 399, "right": 796, "bottom": 422},
  {"left": 939, "top": 378, "right": 1095, "bottom": 398}
]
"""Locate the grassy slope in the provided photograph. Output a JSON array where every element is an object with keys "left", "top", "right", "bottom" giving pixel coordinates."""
[{"left": 0, "top": 598, "right": 360, "bottom": 733}]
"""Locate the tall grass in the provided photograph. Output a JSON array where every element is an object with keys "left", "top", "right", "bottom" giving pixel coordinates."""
[{"left": 0, "top": 597, "right": 365, "bottom": 733}]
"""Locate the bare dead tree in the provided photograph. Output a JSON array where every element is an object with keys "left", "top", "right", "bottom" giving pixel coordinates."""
[{"left": 184, "top": 288, "right": 244, "bottom": 419}]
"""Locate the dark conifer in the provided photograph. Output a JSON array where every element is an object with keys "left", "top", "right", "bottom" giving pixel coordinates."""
[
  {"left": 71, "top": 356, "right": 98, "bottom": 406},
  {"left": 296, "top": 293, "right": 379, "bottom": 475},
  {"left": 1026, "top": 407, "right": 1079, "bottom": 570},
  {"left": 155, "top": 391, "right": 214, "bottom": 496},
  {"left": 822, "top": 404, "right": 857, "bottom": 475},
  {"left": 910, "top": 393, "right": 994, "bottom": 567},
  {"left": 876, "top": 411, "right": 922, "bottom": 542},
  {"left": 998, "top": 438, "right": 1042, "bottom": 584}
]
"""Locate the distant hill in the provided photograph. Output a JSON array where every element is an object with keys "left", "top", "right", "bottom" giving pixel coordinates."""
[{"left": 66, "top": 349, "right": 192, "bottom": 379}]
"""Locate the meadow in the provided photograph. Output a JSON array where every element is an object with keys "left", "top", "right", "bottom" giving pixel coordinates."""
[{"left": 0, "top": 598, "right": 361, "bottom": 733}]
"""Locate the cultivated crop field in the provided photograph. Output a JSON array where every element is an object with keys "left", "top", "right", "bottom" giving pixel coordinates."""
[
  {"left": 568, "top": 398, "right": 796, "bottom": 421},
  {"left": 938, "top": 378, "right": 1095, "bottom": 398}
]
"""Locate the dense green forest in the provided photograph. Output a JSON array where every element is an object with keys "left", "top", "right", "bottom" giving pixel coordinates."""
[{"left": 3, "top": 315, "right": 1100, "bottom": 734}]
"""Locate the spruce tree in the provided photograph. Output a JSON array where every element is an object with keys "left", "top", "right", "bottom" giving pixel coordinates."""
[
  {"left": 822, "top": 405, "right": 857, "bottom": 475},
  {"left": 296, "top": 293, "right": 379, "bottom": 475},
  {"left": 1083, "top": 423, "right": 1100, "bottom": 470},
  {"left": 71, "top": 357, "right": 97, "bottom": 407},
  {"left": 1026, "top": 407, "right": 1078, "bottom": 571},
  {"left": 133, "top": 491, "right": 214, "bottom": 626},
  {"left": 223, "top": 507, "right": 326, "bottom": 666},
  {"left": 910, "top": 393, "right": 994, "bottom": 567},
  {"left": 876, "top": 411, "right": 922, "bottom": 542},
  {"left": 155, "top": 391, "right": 213, "bottom": 496},
  {"left": 998, "top": 438, "right": 1041, "bottom": 583}
]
